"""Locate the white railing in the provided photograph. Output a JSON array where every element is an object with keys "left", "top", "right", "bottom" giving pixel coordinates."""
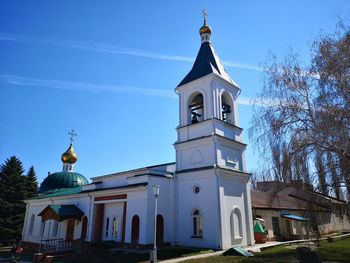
[{"left": 40, "top": 238, "right": 73, "bottom": 252}]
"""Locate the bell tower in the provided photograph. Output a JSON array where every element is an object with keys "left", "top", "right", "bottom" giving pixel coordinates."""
[
  {"left": 175, "top": 14, "right": 245, "bottom": 173},
  {"left": 174, "top": 13, "right": 254, "bottom": 250}
]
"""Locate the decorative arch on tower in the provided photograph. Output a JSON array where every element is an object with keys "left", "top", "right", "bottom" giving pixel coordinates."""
[
  {"left": 230, "top": 206, "right": 243, "bottom": 245},
  {"left": 188, "top": 92, "right": 205, "bottom": 124}
]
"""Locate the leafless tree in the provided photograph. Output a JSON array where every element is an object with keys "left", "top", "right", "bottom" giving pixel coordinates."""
[
  {"left": 314, "top": 150, "right": 328, "bottom": 195},
  {"left": 250, "top": 21, "right": 350, "bottom": 198}
]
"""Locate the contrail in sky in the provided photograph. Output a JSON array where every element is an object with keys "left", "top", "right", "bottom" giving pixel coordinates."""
[
  {"left": 0, "top": 74, "right": 177, "bottom": 99},
  {"left": 0, "top": 32, "right": 262, "bottom": 71},
  {"left": 0, "top": 74, "right": 256, "bottom": 105}
]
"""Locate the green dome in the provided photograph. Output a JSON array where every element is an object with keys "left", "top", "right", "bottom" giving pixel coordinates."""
[{"left": 38, "top": 171, "right": 89, "bottom": 194}]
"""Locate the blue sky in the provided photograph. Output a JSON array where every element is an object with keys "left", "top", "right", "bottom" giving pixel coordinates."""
[{"left": 0, "top": 1, "right": 348, "bottom": 183}]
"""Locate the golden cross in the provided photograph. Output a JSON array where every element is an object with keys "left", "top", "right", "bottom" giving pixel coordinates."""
[
  {"left": 68, "top": 129, "right": 77, "bottom": 144},
  {"left": 201, "top": 9, "right": 207, "bottom": 24}
]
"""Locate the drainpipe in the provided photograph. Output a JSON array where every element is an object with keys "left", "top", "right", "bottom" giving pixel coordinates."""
[
  {"left": 87, "top": 193, "right": 93, "bottom": 243},
  {"left": 214, "top": 161, "right": 223, "bottom": 249},
  {"left": 174, "top": 170, "right": 178, "bottom": 245},
  {"left": 212, "top": 134, "right": 223, "bottom": 249}
]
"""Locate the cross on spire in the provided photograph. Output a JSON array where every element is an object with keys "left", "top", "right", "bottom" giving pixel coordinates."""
[
  {"left": 201, "top": 9, "right": 207, "bottom": 25},
  {"left": 68, "top": 129, "right": 77, "bottom": 144}
]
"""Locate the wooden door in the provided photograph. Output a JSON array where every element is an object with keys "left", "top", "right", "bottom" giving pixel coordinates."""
[
  {"left": 156, "top": 215, "right": 164, "bottom": 244},
  {"left": 93, "top": 204, "right": 104, "bottom": 241},
  {"left": 131, "top": 215, "right": 140, "bottom": 243},
  {"left": 66, "top": 219, "right": 75, "bottom": 241}
]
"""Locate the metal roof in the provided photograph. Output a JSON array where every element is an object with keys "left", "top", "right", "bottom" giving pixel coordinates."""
[
  {"left": 38, "top": 171, "right": 89, "bottom": 194},
  {"left": 177, "top": 42, "right": 234, "bottom": 87},
  {"left": 38, "top": 204, "right": 84, "bottom": 221}
]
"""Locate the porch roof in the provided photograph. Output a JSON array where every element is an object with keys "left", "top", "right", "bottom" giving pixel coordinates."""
[
  {"left": 281, "top": 214, "right": 309, "bottom": 221},
  {"left": 38, "top": 204, "right": 84, "bottom": 222}
]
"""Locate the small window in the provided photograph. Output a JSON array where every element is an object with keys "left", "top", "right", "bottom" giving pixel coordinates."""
[
  {"left": 29, "top": 214, "right": 35, "bottom": 235},
  {"left": 52, "top": 220, "right": 59, "bottom": 237},
  {"left": 112, "top": 217, "right": 119, "bottom": 238},
  {"left": 192, "top": 209, "right": 203, "bottom": 238},
  {"left": 189, "top": 94, "right": 204, "bottom": 124},
  {"left": 193, "top": 185, "right": 200, "bottom": 194},
  {"left": 105, "top": 217, "right": 110, "bottom": 238},
  {"left": 40, "top": 221, "right": 45, "bottom": 236}
]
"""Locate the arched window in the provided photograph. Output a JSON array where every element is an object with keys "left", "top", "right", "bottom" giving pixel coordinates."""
[
  {"left": 131, "top": 215, "right": 140, "bottom": 244},
  {"left": 112, "top": 217, "right": 119, "bottom": 238},
  {"left": 29, "top": 214, "right": 35, "bottom": 235},
  {"left": 188, "top": 93, "right": 204, "bottom": 124},
  {"left": 105, "top": 217, "right": 110, "bottom": 238},
  {"left": 221, "top": 92, "right": 233, "bottom": 123},
  {"left": 231, "top": 207, "right": 243, "bottom": 241},
  {"left": 192, "top": 209, "right": 203, "bottom": 238}
]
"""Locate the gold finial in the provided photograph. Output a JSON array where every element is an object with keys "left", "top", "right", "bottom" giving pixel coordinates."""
[
  {"left": 201, "top": 9, "right": 207, "bottom": 25},
  {"left": 61, "top": 144, "right": 78, "bottom": 164},
  {"left": 61, "top": 129, "right": 78, "bottom": 164},
  {"left": 68, "top": 129, "right": 77, "bottom": 144},
  {"left": 199, "top": 9, "right": 211, "bottom": 36}
]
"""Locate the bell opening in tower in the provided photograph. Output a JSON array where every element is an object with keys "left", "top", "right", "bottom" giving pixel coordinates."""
[
  {"left": 188, "top": 93, "right": 204, "bottom": 124},
  {"left": 221, "top": 92, "right": 233, "bottom": 123}
]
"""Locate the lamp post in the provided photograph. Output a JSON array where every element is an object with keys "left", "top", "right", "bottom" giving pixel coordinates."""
[{"left": 150, "top": 185, "right": 160, "bottom": 263}]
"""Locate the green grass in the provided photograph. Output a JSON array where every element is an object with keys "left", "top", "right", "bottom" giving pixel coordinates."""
[
  {"left": 54, "top": 246, "right": 213, "bottom": 263},
  {"left": 317, "top": 237, "right": 350, "bottom": 262},
  {"left": 158, "top": 247, "right": 214, "bottom": 260},
  {"left": 242, "top": 245, "right": 297, "bottom": 263},
  {"left": 185, "top": 245, "right": 298, "bottom": 263},
  {"left": 187, "top": 237, "right": 350, "bottom": 263}
]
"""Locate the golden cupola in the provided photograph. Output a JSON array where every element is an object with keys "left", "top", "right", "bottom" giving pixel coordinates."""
[
  {"left": 61, "top": 143, "right": 78, "bottom": 164},
  {"left": 199, "top": 21, "right": 212, "bottom": 35},
  {"left": 199, "top": 10, "right": 211, "bottom": 43}
]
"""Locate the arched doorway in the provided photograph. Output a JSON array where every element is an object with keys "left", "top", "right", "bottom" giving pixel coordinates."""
[
  {"left": 131, "top": 215, "right": 140, "bottom": 244},
  {"left": 81, "top": 216, "right": 88, "bottom": 240},
  {"left": 156, "top": 214, "right": 164, "bottom": 244}
]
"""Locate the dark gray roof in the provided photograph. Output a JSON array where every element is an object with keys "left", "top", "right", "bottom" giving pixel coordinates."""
[{"left": 178, "top": 42, "right": 234, "bottom": 87}]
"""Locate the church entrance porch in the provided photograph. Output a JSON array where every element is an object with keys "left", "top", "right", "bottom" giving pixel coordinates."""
[
  {"left": 37, "top": 204, "right": 85, "bottom": 252},
  {"left": 92, "top": 194, "right": 127, "bottom": 243}
]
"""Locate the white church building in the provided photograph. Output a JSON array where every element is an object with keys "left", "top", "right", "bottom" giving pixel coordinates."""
[{"left": 21, "top": 16, "right": 255, "bottom": 251}]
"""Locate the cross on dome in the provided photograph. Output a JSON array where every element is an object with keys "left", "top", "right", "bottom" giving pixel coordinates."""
[
  {"left": 68, "top": 129, "right": 77, "bottom": 144},
  {"left": 201, "top": 9, "right": 207, "bottom": 25}
]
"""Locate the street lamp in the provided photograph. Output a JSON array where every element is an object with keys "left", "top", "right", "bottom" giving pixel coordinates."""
[{"left": 150, "top": 185, "right": 160, "bottom": 263}]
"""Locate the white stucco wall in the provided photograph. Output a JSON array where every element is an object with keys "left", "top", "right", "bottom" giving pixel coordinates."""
[
  {"left": 218, "top": 172, "right": 254, "bottom": 249},
  {"left": 176, "top": 170, "right": 221, "bottom": 249},
  {"left": 124, "top": 189, "right": 148, "bottom": 244},
  {"left": 22, "top": 194, "right": 91, "bottom": 243}
]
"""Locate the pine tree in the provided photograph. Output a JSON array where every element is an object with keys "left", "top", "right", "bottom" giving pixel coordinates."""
[
  {"left": 25, "top": 166, "right": 38, "bottom": 197},
  {"left": 0, "top": 156, "right": 26, "bottom": 245}
]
